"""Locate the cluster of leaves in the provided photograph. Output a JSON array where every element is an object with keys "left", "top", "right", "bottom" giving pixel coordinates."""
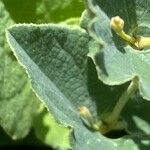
[
  {"left": 1, "top": 0, "right": 150, "bottom": 149},
  {"left": 0, "top": 0, "right": 84, "bottom": 149}
]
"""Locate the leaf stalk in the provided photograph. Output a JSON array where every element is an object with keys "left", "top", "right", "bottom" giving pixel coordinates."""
[{"left": 99, "top": 77, "right": 139, "bottom": 134}]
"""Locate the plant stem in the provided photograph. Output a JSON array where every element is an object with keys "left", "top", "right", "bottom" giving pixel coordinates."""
[
  {"left": 100, "top": 77, "right": 139, "bottom": 133},
  {"left": 119, "top": 31, "right": 136, "bottom": 45},
  {"left": 110, "top": 16, "right": 150, "bottom": 50},
  {"left": 111, "top": 77, "right": 138, "bottom": 122},
  {"left": 110, "top": 16, "right": 136, "bottom": 46}
]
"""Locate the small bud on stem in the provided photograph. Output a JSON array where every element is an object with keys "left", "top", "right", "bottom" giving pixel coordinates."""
[
  {"left": 79, "top": 106, "right": 92, "bottom": 119},
  {"left": 79, "top": 106, "right": 99, "bottom": 130},
  {"left": 110, "top": 16, "right": 124, "bottom": 33},
  {"left": 110, "top": 16, "right": 136, "bottom": 46},
  {"left": 110, "top": 16, "right": 150, "bottom": 50}
]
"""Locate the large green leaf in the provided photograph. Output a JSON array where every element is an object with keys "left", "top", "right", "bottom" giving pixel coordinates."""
[
  {"left": 6, "top": 23, "right": 150, "bottom": 149},
  {"left": 6, "top": 24, "right": 106, "bottom": 149},
  {"left": 86, "top": 0, "right": 150, "bottom": 100}
]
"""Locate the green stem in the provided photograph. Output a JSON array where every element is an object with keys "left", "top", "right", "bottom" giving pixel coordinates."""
[
  {"left": 111, "top": 77, "right": 138, "bottom": 122},
  {"left": 110, "top": 16, "right": 136, "bottom": 46},
  {"left": 118, "top": 31, "right": 136, "bottom": 45},
  {"left": 100, "top": 77, "right": 139, "bottom": 133}
]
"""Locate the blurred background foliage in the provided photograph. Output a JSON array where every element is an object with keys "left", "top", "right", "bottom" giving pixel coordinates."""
[
  {"left": 2, "top": 0, "right": 84, "bottom": 23},
  {"left": 0, "top": 0, "right": 84, "bottom": 149}
]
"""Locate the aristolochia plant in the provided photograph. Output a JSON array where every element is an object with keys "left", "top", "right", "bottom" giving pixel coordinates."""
[{"left": 6, "top": 0, "right": 150, "bottom": 149}]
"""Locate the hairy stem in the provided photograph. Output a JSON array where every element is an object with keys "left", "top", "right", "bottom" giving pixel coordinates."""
[
  {"left": 100, "top": 77, "right": 139, "bottom": 134},
  {"left": 119, "top": 31, "right": 136, "bottom": 45},
  {"left": 111, "top": 77, "right": 138, "bottom": 121}
]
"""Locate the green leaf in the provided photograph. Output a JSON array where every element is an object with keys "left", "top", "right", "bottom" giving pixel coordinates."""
[
  {"left": 6, "top": 24, "right": 112, "bottom": 149},
  {"left": 6, "top": 24, "right": 97, "bottom": 117},
  {"left": 0, "top": 0, "right": 40, "bottom": 139},
  {"left": 86, "top": 0, "right": 150, "bottom": 100},
  {"left": 6, "top": 23, "right": 150, "bottom": 149}
]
